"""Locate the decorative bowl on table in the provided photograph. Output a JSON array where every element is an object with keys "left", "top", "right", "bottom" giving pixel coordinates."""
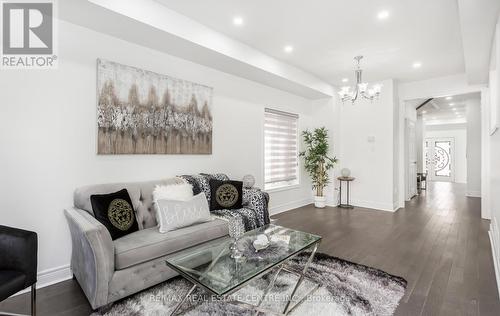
[
  {"left": 238, "top": 235, "right": 288, "bottom": 261},
  {"left": 252, "top": 234, "right": 270, "bottom": 251}
]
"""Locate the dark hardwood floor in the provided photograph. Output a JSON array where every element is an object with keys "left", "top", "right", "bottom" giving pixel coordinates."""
[{"left": 1, "top": 182, "right": 498, "bottom": 315}]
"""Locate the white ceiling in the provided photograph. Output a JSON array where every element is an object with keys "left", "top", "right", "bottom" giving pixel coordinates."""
[
  {"left": 414, "top": 92, "right": 480, "bottom": 125},
  {"left": 156, "top": 0, "right": 467, "bottom": 85},
  {"left": 60, "top": 0, "right": 334, "bottom": 99},
  {"left": 457, "top": 0, "right": 500, "bottom": 83}
]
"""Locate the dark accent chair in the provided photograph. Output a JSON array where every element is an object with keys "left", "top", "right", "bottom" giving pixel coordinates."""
[{"left": 0, "top": 226, "right": 37, "bottom": 316}]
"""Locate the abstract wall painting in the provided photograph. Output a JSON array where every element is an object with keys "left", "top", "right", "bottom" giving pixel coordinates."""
[{"left": 96, "top": 59, "right": 213, "bottom": 154}]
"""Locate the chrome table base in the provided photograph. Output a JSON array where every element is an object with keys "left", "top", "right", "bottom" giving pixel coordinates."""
[{"left": 169, "top": 243, "right": 319, "bottom": 316}]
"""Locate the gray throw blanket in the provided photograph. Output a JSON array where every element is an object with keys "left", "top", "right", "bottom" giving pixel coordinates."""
[{"left": 179, "top": 174, "right": 270, "bottom": 237}]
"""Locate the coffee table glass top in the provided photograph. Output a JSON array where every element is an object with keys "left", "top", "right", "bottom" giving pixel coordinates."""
[{"left": 165, "top": 224, "right": 321, "bottom": 296}]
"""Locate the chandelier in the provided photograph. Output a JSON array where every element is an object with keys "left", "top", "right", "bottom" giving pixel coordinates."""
[{"left": 338, "top": 56, "right": 382, "bottom": 104}]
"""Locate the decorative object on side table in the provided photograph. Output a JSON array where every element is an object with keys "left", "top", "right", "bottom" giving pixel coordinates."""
[
  {"left": 341, "top": 168, "right": 351, "bottom": 177},
  {"left": 242, "top": 174, "right": 256, "bottom": 188},
  {"left": 299, "top": 127, "right": 338, "bottom": 208},
  {"left": 338, "top": 176, "right": 355, "bottom": 209}
]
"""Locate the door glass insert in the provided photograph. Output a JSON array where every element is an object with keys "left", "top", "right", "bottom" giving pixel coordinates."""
[
  {"left": 424, "top": 138, "right": 455, "bottom": 182},
  {"left": 434, "top": 141, "right": 451, "bottom": 177}
]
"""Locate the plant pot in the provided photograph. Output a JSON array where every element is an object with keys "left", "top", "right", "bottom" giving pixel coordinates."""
[{"left": 314, "top": 196, "right": 327, "bottom": 208}]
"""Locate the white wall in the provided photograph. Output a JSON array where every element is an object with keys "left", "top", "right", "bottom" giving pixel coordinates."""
[
  {"left": 487, "top": 15, "right": 500, "bottom": 296},
  {"left": 338, "top": 79, "right": 398, "bottom": 211},
  {"left": 0, "top": 20, "right": 338, "bottom": 286},
  {"left": 399, "top": 74, "right": 486, "bottom": 101},
  {"left": 466, "top": 98, "right": 482, "bottom": 196},
  {"left": 425, "top": 125, "right": 467, "bottom": 184}
]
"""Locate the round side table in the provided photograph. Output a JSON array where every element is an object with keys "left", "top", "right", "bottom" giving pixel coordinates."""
[{"left": 337, "top": 176, "right": 355, "bottom": 209}]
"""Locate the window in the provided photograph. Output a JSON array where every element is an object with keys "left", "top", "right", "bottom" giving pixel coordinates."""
[{"left": 264, "top": 108, "right": 299, "bottom": 190}]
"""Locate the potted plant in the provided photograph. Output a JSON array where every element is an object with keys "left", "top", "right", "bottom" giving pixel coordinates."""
[{"left": 299, "top": 127, "right": 338, "bottom": 208}]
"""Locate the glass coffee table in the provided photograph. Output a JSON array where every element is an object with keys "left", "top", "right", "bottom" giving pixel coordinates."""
[{"left": 165, "top": 224, "right": 321, "bottom": 315}]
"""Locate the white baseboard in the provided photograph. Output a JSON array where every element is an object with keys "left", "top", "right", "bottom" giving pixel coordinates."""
[
  {"left": 489, "top": 218, "right": 500, "bottom": 300},
  {"left": 326, "top": 199, "right": 397, "bottom": 212},
  {"left": 270, "top": 198, "right": 313, "bottom": 215},
  {"left": 466, "top": 191, "right": 481, "bottom": 198},
  {"left": 349, "top": 199, "right": 398, "bottom": 212},
  {"left": 11, "top": 265, "right": 73, "bottom": 297}
]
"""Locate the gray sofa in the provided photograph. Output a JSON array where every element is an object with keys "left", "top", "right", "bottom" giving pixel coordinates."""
[{"left": 64, "top": 175, "right": 269, "bottom": 309}]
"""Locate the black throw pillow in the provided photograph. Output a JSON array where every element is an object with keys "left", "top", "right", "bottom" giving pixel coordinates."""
[
  {"left": 90, "top": 189, "right": 139, "bottom": 240},
  {"left": 209, "top": 179, "right": 243, "bottom": 211}
]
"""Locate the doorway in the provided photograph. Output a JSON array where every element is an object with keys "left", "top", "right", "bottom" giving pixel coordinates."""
[{"left": 424, "top": 137, "right": 455, "bottom": 182}]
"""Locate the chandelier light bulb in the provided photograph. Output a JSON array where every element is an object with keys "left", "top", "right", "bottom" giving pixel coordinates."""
[
  {"left": 373, "top": 84, "right": 382, "bottom": 94},
  {"left": 358, "top": 83, "right": 368, "bottom": 93},
  {"left": 339, "top": 56, "right": 382, "bottom": 104}
]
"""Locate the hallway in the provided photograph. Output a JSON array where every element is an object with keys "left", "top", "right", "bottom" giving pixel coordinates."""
[{"left": 275, "top": 182, "right": 499, "bottom": 315}]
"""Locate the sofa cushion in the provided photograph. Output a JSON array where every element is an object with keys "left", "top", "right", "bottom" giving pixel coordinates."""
[
  {"left": 113, "top": 219, "right": 229, "bottom": 270},
  {"left": 74, "top": 178, "right": 184, "bottom": 230}
]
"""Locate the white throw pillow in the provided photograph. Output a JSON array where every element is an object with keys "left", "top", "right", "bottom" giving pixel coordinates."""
[
  {"left": 155, "top": 193, "right": 212, "bottom": 233},
  {"left": 152, "top": 183, "right": 193, "bottom": 202}
]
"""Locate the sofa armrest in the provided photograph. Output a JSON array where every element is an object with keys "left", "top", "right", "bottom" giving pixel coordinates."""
[
  {"left": 242, "top": 188, "right": 270, "bottom": 226},
  {"left": 64, "top": 208, "right": 114, "bottom": 309},
  {"left": 0, "top": 225, "right": 37, "bottom": 287}
]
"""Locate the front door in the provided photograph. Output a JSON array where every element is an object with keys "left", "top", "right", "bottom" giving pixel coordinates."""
[{"left": 424, "top": 138, "right": 455, "bottom": 182}]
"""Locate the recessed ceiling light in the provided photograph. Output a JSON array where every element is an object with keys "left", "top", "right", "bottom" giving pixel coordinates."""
[
  {"left": 412, "top": 62, "right": 422, "bottom": 69},
  {"left": 446, "top": 96, "right": 453, "bottom": 100},
  {"left": 342, "top": 78, "right": 349, "bottom": 83},
  {"left": 422, "top": 110, "right": 427, "bottom": 114},
  {"left": 449, "top": 103, "right": 455, "bottom": 106},
  {"left": 284, "top": 45, "right": 294, "bottom": 53},
  {"left": 377, "top": 10, "right": 390, "bottom": 20},
  {"left": 233, "top": 16, "right": 244, "bottom": 26}
]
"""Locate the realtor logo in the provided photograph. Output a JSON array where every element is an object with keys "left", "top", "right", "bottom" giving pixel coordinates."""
[{"left": 1, "top": 0, "right": 57, "bottom": 69}]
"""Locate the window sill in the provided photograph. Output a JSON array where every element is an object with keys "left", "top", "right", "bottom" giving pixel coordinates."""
[{"left": 265, "top": 184, "right": 301, "bottom": 193}]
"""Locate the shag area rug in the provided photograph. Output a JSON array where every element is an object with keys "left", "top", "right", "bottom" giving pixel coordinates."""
[{"left": 93, "top": 253, "right": 407, "bottom": 316}]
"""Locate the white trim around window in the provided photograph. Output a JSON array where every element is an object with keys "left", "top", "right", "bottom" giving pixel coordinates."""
[{"left": 264, "top": 108, "right": 299, "bottom": 191}]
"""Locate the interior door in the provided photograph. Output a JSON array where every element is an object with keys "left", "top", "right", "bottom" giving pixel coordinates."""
[
  {"left": 406, "top": 119, "right": 417, "bottom": 199},
  {"left": 424, "top": 138, "right": 455, "bottom": 182}
]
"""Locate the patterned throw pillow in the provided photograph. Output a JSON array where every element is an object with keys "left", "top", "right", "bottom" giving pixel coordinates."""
[
  {"left": 209, "top": 179, "right": 243, "bottom": 211},
  {"left": 90, "top": 189, "right": 139, "bottom": 240},
  {"left": 155, "top": 193, "right": 212, "bottom": 233}
]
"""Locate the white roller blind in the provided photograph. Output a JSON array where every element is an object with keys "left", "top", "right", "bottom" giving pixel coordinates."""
[{"left": 264, "top": 108, "right": 299, "bottom": 189}]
